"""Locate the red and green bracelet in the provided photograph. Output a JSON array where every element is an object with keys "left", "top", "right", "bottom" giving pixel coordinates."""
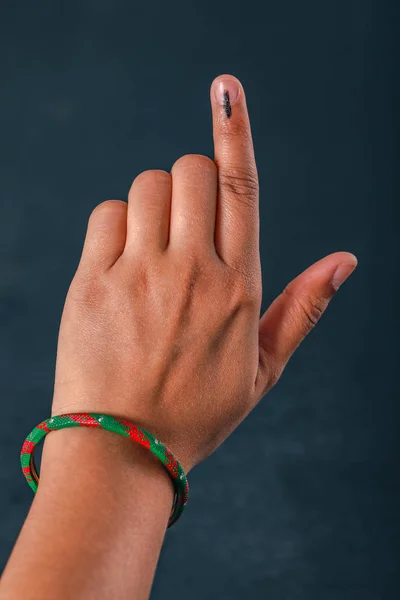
[{"left": 20, "top": 413, "right": 189, "bottom": 528}]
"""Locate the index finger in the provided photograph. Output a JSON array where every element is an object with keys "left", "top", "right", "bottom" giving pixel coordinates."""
[{"left": 210, "top": 74, "right": 260, "bottom": 271}]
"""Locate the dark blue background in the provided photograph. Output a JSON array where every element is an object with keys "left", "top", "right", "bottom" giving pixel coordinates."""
[{"left": 0, "top": 1, "right": 398, "bottom": 597}]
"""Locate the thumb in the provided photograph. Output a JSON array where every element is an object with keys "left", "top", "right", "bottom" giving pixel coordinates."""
[{"left": 256, "top": 251, "right": 358, "bottom": 397}]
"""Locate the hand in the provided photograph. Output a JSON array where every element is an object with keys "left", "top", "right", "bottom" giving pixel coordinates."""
[
  {"left": 0, "top": 74, "right": 359, "bottom": 600},
  {"left": 52, "top": 74, "right": 357, "bottom": 474}
]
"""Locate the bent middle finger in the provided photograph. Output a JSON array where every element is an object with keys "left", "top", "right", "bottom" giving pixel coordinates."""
[{"left": 168, "top": 154, "right": 218, "bottom": 253}]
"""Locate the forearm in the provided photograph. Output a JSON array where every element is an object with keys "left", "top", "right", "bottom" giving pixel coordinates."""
[{"left": 0, "top": 426, "right": 174, "bottom": 600}]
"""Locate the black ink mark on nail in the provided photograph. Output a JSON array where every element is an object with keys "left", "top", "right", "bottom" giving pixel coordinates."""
[{"left": 223, "top": 90, "right": 232, "bottom": 118}]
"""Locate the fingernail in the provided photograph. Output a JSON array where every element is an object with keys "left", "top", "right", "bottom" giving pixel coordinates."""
[
  {"left": 331, "top": 259, "right": 358, "bottom": 290},
  {"left": 212, "top": 77, "right": 240, "bottom": 118}
]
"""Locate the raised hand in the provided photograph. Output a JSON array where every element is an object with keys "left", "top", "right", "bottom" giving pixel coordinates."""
[
  {"left": 51, "top": 74, "right": 357, "bottom": 473},
  {"left": 0, "top": 74, "right": 358, "bottom": 600}
]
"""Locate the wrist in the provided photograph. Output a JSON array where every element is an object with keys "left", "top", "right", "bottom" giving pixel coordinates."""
[
  {"left": 39, "top": 425, "right": 175, "bottom": 514},
  {"left": 3, "top": 422, "right": 174, "bottom": 600}
]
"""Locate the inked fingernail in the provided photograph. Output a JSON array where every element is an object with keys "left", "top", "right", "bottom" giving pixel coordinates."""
[
  {"left": 331, "top": 259, "right": 358, "bottom": 290},
  {"left": 213, "top": 77, "right": 240, "bottom": 118}
]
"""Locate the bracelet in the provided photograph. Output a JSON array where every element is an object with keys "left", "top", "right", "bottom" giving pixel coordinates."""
[{"left": 20, "top": 412, "right": 189, "bottom": 528}]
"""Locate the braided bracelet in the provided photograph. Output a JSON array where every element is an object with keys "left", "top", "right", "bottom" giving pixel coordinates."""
[{"left": 20, "top": 412, "right": 189, "bottom": 528}]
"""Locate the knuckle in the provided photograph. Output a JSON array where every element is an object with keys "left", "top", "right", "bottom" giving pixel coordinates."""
[
  {"left": 90, "top": 199, "right": 126, "bottom": 220},
  {"left": 68, "top": 270, "right": 109, "bottom": 312},
  {"left": 219, "top": 164, "right": 259, "bottom": 206},
  {"left": 132, "top": 169, "right": 170, "bottom": 189},
  {"left": 284, "top": 286, "right": 327, "bottom": 331},
  {"left": 172, "top": 153, "right": 216, "bottom": 175},
  {"left": 226, "top": 267, "right": 262, "bottom": 310}
]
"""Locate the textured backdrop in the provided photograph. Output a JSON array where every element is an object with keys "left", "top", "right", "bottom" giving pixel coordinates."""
[{"left": 0, "top": 1, "right": 398, "bottom": 598}]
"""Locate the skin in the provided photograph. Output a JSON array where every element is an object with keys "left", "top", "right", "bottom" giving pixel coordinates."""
[{"left": 0, "top": 74, "right": 357, "bottom": 600}]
